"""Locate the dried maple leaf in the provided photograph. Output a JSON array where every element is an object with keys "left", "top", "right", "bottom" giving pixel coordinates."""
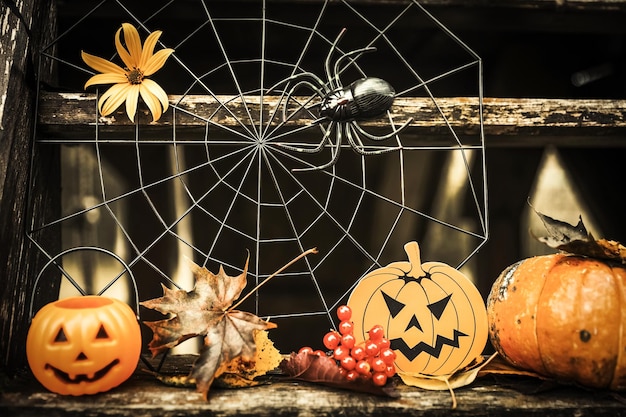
[{"left": 141, "top": 255, "right": 277, "bottom": 399}]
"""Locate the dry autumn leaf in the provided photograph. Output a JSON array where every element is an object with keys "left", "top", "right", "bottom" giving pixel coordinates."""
[
  {"left": 141, "top": 255, "right": 276, "bottom": 399},
  {"left": 397, "top": 353, "right": 497, "bottom": 409},
  {"left": 217, "top": 328, "right": 283, "bottom": 388},
  {"left": 149, "top": 330, "right": 282, "bottom": 389},
  {"left": 280, "top": 351, "right": 399, "bottom": 397},
  {"left": 532, "top": 207, "right": 626, "bottom": 264}
]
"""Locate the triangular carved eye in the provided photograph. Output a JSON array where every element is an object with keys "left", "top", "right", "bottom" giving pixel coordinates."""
[
  {"left": 427, "top": 294, "right": 452, "bottom": 320},
  {"left": 54, "top": 328, "right": 68, "bottom": 343},
  {"left": 95, "top": 325, "right": 109, "bottom": 339},
  {"left": 381, "top": 291, "right": 405, "bottom": 318}
]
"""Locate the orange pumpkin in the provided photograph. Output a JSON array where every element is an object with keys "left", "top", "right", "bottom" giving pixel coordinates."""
[
  {"left": 348, "top": 241, "right": 488, "bottom": 375},
  {"left": 26, "top": 296, "right": 142, "bottom": 395},
  {"left": 487, "top": 254, "right": 626, "bottom": 390}
]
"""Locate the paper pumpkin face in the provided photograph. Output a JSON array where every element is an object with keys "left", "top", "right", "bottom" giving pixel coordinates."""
[
  {"left": 348, "top": 241, "right": 488, "bottom": 375},
  {"left": 26, "top": 296, "right": 142, "bottom": 395}
]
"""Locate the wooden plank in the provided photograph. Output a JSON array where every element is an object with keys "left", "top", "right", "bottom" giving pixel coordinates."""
[
  {"left": 328, "top": 0, "right": 626, "bottom": 10},
  {"left": 0, "top": 0, "right": 60, "bottom": 374},
  {"left": 37, "top": 92, "right": 626, "bottom": 146},
  {"left": 2, "top": 354, "right": 626, "bottom": 416}
]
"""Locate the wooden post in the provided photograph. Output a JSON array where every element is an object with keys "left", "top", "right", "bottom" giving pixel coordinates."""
[{"left": 0, "top": 0, "right": 60, "bottom": 373}]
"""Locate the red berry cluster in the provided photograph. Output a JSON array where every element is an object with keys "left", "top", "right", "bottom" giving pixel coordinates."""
[{"left": 298, "top": 305, "right": 396, "bottom": 386}]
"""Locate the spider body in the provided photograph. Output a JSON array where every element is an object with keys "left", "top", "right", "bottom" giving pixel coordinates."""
[
  {"left": 320, "top": 77, "right": 396, "bottom": 122},
  {"left": 271, "top": 28, "right": 412, "bottom": 172}
]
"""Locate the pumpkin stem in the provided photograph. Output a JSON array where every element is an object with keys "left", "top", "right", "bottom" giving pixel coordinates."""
[{"left": 404, "top": 241, "right": 427, "bottom": 278}]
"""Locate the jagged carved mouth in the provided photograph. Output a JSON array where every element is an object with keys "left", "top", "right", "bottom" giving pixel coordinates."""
[{"left": 45, "top": 359, "right": 120, "bottom": 384}]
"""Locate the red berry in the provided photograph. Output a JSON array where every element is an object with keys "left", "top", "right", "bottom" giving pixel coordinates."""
[
  {"left": 380, "top": 348, "right": 396, "bottom": 364},
  {"left": 345, "top": 370, "right": 359, "bottom": 381},
  {"left": 385, "top": 364, "right": 396, "bottom": 377},
  {"left": 298, "top": 346, "right": 314, "bottom": 355},
  {"left": 313, "top": 349, "right": 327, "bottom": 357},
  {"left": 340, "top": 356, "right": 357, "bottom": 371},
  {"left": 356, "top": 359, "right": 371, "bottom": 375},
  {"left": 378, "top": 337, "right": 391, "bottom": 349},
  {"left": 372, "top": 372, "right": 388, "bottom": 386},
  {"left": 368, "top": 324, "right": 385, "bottom": 341},
  {"left": 341, "top": 333, "right": 356, "bottom": 349},
  {"left": 338, "top": 320, "right": 354, "bottom": 335},
  {"left": 371, "top": 357, "right": 387, "bottom": 373},
  {"left": 351, "top": 345, "right": 367, "bottom": 361},
  {"left": 333, "top": 345, "right": 349, "bottom": 361},
  {"left": 336, "top": 305, "right": 352, "bottom": 321},
  {"left": 323, "top": 331, "right": 341, "bottom": 350},
  {"left": 365, "top": 340, "right": 380, "bottom": 357}
]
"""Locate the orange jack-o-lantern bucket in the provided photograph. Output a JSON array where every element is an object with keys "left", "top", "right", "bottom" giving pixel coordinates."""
[
  {"left": 26, "top": 247, "right": 142, "bottom": 395},
  {"left": 26, "top": 295, "right": 142, "bottom": 395},
  {"left": 348, "top": 241, "right": 488, "bottom": 375}
]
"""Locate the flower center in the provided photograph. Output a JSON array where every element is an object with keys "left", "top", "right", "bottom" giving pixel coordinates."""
[{"left": 126, "top": 68, "right": 144, "bottom": 85}]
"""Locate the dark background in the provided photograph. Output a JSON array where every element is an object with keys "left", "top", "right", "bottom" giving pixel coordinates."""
[{"left": 49, "top": 0, "right": 626, "bottom": 353}]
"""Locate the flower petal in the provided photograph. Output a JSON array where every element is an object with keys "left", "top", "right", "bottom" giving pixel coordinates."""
[
  {"left": 142, "top": 78, "right": 169, "bottom": 114},
  {"left": 81, "top": 51, "right": 126, "bottom": 75},
  {"left": 84, "top": 73, "right": 128, "bottom": 89},
  {"left": 139, "top": 84, "right": 162, "bottom": 122},
  {"left": 143, "top": 48, "right": 174, "bottom": 77},
  {"left": 115, "top": 26, "right": 134, "bottom": 69},
  {"left": 98, "top": 83, "right": 130, "bottom": 116},
  {"left": 125, "top": 84, "right": 141, "bottom": 122},
  {"left": 122, "top": 23, "right": 143, "bottom": 67},
  {"left": 139, "top": 30, "right": 162, "bottom": 69}
]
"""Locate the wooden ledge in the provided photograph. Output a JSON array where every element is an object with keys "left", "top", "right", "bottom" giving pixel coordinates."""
[
  {"left": 2, "top": 355, "right": 626, "bottom": 417},
  {"left": 37, "top": 92, "right": 626, "bottom": 147}
]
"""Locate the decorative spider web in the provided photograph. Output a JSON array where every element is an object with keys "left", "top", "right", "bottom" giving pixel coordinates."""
[{"left": 29, "top": 0, "right": 487, "bottom": 351}]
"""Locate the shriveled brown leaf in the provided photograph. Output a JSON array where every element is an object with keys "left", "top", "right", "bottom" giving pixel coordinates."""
[
  {"left": 532, "top": 207, "right": 626, "bottom": 264},
  {"left": 398, "top": 353, "right": 497, "bottom": 409},
  {"left": 477, "top": 353, "right": 548, "bottom": 379},
  {"left": 280, "top": 351, "right": 399, "bottom": 397},
  {"left": 141, "top": 255, "right": 276, "bottom": 399},
  {"left": 217, "top": 329, "right": 283, "bottom": 387}
]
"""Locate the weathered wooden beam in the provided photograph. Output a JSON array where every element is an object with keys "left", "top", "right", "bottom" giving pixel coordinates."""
[
  {"left": 37, "top": 92, "right": 626, "bottom": 146},
  {"left": 2, "top": 354, "right": 626, "bottom": 417},
  {"left": 0, "top": 0, "right": 60, "bottom": 374}
]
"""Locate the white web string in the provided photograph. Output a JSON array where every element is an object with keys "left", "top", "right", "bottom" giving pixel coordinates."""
[{"left": 27, "top": 0, "right": 488, "bottom": 344}]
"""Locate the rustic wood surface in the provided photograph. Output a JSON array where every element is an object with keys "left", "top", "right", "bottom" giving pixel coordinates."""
[
  {"left": 0, "top": 0, "right": 61, "bottom": 374},
  {"left": 2, "top": 354, "right": 626, "bottom": 417},
  {"left": 37, "top": 92, "right": 626, "bottom": 146}
]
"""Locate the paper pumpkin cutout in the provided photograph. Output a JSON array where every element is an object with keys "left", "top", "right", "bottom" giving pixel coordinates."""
[
  {"left": 347, "top": 241, "right": 488, "bottom": 376},
  {"left": 26, "top": 296, "right": 142, "bottom": 395}
]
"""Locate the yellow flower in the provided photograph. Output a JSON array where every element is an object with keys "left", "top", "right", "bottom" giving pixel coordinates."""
[{"left": 81, "top": 23, "right": 174, "bottom": 122}]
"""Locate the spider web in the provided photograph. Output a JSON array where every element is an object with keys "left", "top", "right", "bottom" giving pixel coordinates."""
[{"left": 28, "top": 0, "right": 487, "bottom": 351}]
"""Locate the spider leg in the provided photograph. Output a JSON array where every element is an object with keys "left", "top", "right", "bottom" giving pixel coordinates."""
[
  {"left": 325, "top": 28, "right": 348, "bottom": 90},
  {"left": 333, "top": 46, "right": 377, "bottom": 88},
  {"left": 278, "top": 120, "right": 334, "bottom": 154},
  {"left": 267, "top": 71, "right": 326, "bottom": 94},
  {"left": 346, "top": 123, "right": 400, "bottom": 156},
  {"left": 282, "top": 79, "right": 326, "bottom": 123},
  {"left": 351, "top": 116, "right": 414, "bottom": 141},
  {"left": 292, "top": 123, "right": 342, "bottom": 172}
]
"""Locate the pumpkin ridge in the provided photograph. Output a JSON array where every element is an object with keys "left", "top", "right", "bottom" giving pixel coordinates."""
[
  {"left": 609, "top": 266, "right": 626, "bottom": 389},
  {"left": 533, "top": 257, "right": 554, "bottom": 378}
]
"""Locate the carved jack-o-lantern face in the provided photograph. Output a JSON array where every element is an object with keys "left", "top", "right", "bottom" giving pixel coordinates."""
[
  {"left": 348, "top": 242, "right": 488, "bottom": 375},
  {"left": 26, "top": 296, "right": 142, "bottom": 395}
]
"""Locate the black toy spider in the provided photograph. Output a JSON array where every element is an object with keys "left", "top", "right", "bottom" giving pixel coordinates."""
[{"left": 269, "top": 28, "right": 413, "bottom": 172}]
